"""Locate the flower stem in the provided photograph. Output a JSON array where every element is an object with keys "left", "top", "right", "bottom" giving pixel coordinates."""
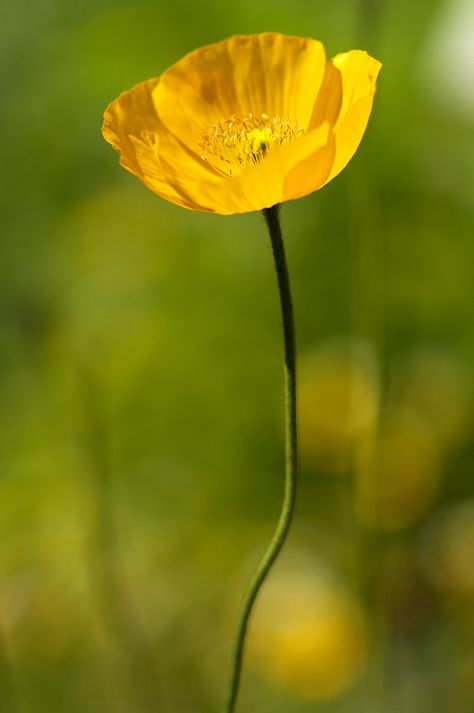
[{"left": 223, "top": 204, "right": 298, "bottom": 713}]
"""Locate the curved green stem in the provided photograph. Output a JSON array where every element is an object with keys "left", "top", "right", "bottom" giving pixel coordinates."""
[{"left": 222, "top": 204, "right": 298, "bottom": 713}]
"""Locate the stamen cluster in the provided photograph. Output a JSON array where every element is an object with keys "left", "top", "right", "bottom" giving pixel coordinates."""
[{"left": 200, "top": 113, "right": 304, "bottom": 177}]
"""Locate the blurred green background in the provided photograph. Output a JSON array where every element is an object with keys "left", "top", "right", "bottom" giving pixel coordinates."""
[{"left": 1, "top": 0, "right": 474, "bottom": 711}]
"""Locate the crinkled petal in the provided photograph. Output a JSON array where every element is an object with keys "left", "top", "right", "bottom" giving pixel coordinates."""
[
  {"left": 102, "top": 38, "right": 381, "bottom": 214},
  {"left": 102, "top": 78, "right": 160, "bottom": 177},
  {"left": 129, "top": 133, "right": 217, "bottom": 212},
  {"left": 313, "top": 50, "right": 382, "bottom": 185},
  {"left": 102, "top": 63, "right": 331, "bottom": 214},
  {"left": 154, "top": 33, "right": 327, "bottom": 154},
  {"left": 281, "top": 50, "right": 381, "bottom": 200},
  {"left": 102, "top": 79, "right": 226, "bottom": 211},
  {"left": 326, "top": 92, "right": 378, "bottom": 184},
  {"left": 178, "top": 122, "right": 331, "bottom": 215},
  {"left": 282, "top": 136, "right": 336, "bottom": 202}
]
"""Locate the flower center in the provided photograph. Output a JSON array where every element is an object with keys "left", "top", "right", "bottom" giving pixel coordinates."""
[{"left": 199, "top": 113, "right": 304, "bottom": 177}]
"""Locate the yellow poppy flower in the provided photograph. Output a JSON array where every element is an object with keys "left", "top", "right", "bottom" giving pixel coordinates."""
[{"left": 102, "top": 32, "right": 381, "bottom": 215}]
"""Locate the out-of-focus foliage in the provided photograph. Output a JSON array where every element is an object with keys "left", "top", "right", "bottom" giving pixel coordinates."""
[{"left": 1, "top": 1, "right": 473, "bottom": 712}]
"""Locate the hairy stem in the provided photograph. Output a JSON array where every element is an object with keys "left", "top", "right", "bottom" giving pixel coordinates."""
[{"left": 222, "top": 204, "right": 298, "bottom": 713}]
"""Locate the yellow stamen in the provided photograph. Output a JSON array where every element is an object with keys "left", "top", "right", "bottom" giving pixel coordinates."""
[{"left": 200, "top": 113, "right": 304, "bottom": 177}]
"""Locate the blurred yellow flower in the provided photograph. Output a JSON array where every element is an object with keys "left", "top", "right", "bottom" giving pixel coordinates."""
[
  {"left": 393, "top": 348, "right": 469, "bottom": 451},
  {"left": 354, "top": 348, "right": 469, "bottom": 532},
  {"left": 248, "top": 564, "right": 367, "bottom": 700},
  {"left": 421, "top": 502, "right": 474, "bottom": 598},
  {"left": 102, "top": 33, "right": 381, "bottom": 214},
  {"left": 356, "top": 408, "right": 441, "bottom": 530},
  {"left": 298, "top": 340, "right": 379, "bottom": 473}
]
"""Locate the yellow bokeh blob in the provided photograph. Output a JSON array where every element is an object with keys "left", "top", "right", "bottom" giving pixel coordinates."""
[
  {"left": 393, "top": 349, "right": 469, "bottom": 451},
  {"left": 422, "top": 502, "right": 474, "bottom": 598},
  {"left": 248, "top": 566, "right": 367, "bottom": 700},
  {"left": 298, "top": 340, "right": 378, "bottom": 473},
  {"left": 356, "top": 409, "right": 441, "bottom": 530}
]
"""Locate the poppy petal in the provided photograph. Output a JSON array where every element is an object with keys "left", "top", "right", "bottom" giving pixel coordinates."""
[
  {"left": 154, "top": 33, "right": 326, "bottom": 155},
  {"left": 102, "top": 36, "right": 381, "bottom": 214}
]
